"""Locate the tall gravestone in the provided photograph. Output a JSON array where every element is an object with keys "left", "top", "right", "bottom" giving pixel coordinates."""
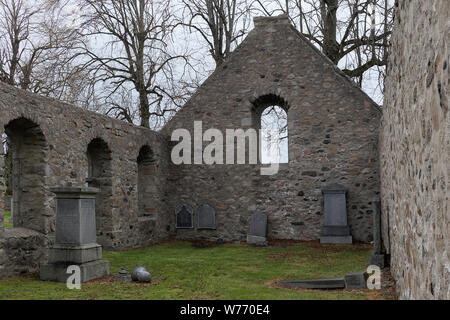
[
  {"left": 320, "top": 184, "right": 352, "bottom": 244},
  {"left": 175, "top": 203, "right": 194, "bottom": 229},
  {"left": 197, "top": 204, "right": 216, "bottom": 229},
  {"left": 370, "top": 197, "right": 385, "bottom": 267},
  {"left": 40, "top": 187, "right": 110, "bottom": 283},
  {"left": 247, "top": 212, "right": 268, "bottom": 246}
]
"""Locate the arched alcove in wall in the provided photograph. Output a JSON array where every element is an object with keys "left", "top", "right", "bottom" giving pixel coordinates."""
[
  {"left": 3, "top": 117, "right": 47, "bottom": 232},
  {"left": 137, "top": 145, "right": 157, "bottom": 218},
  {"left": 86, "top": 138, "right": 113, "bottom": 246},
  {"left": 251, "top": 94, "right": 289, "bottom": 164}
]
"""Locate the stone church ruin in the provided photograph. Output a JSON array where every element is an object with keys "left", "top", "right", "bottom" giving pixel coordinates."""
[{"left": 0, "top": 0, "right": 448, "bottom": 299}]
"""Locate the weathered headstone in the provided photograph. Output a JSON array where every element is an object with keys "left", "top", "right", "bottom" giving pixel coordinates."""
[
  {"left": 370, "top": 197, "right": 386, "bottom": 268},
  {"left": 40, "top": 187, "right": 110, "bottom": 283},
  {"left": 277, "top": 278, "right": 345, "bottom": 289},
  {"left": 247, "top": 212, "right": 268, "bottom": 246},
  {"left": 55, "top": 198, "right": 97, "bottom": 245},
  {"left": 344, "top": 271, "right": 369, "bottom": 289},
  {"left": 175, "top": 203, "right": 194, "bottom": 229},
  {"left": 197, "top": 204, "right": 216, "bottom": 229},
  {"left": 320, "top": 184, "right": 352, "bottom": 244}
]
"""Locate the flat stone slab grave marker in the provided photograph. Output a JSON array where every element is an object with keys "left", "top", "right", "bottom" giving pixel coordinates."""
[
  {"left": 40, "top": 187, "right": 110, "bottom": 283},
  {"left": 197, "top": 204, "right": 216, "bottom": 229},
  {"left": 176, "top": 203, "right": 194, "bottom": 229},
  {"left": 247, "top": 212, "right": 268, "bottom": 246},
  {"left": 344, "top": 272, "right": 368, "bottom": 289},
  {"left": 320, "top": 183, "right": 352, "bottom": 244},
  {"left": 277, "top": 278, "right": 346, "bottom": 290},
  {"left": 277, "top": 271, "right": 368, "bottom": 290}
]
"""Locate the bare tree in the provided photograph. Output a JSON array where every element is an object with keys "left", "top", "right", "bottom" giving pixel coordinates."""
[
  {"left": 0, "top": 0, "right": 80, "bottom": 93},
  {"left": 75, "top": 0, "right": 194, "bottom": 128},
  {"left": 0, "top": 0, "right": 40, "bottom": 86},
  {"left": 179, "top": 0, "right": 253, "bottom": 67}
]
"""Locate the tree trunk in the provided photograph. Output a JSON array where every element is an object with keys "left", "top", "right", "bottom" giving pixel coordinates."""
[
  {"left": 137, "top": 0, "right": 150, "bottom": 128},
  {"left": 138, "top": 88, "right": 150, "bottom": 128},
  {"left": 322, "top": 0, "right": 339, "bottom": 63}
]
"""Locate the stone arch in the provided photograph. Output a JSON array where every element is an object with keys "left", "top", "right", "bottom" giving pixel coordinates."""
[
  {"left": 86, "top": 138, "right": 113, "bottom": 248},
  {"left": 3, "top": 117, "right": 48, "bottom": 233},
  {"left": 251, "top": 94, "right": 290, "bottom": 163},
  {"left": 137, "top": 145, "right": 157, "bottom": 218}
]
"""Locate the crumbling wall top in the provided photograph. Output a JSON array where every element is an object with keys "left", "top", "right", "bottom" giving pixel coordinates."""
[{"left": 253, "top": 15, "right": 290, "bottom": 28}]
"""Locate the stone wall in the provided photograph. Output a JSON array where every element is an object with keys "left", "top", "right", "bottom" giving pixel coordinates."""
[
  {"left": 0, "top": 228, "right": 48, "bottom": 278},
  {"left": 162, "top": 16, "right": 381, "bottom": 243},
  {"left": 0, "top": 82, "right": 172, "bottom": 263},
  {"left": 0, "top": 15, "right": 383, "bottom": 280},
  {"left": 380, "top": 0, "right": 449, "bottom": 299}
]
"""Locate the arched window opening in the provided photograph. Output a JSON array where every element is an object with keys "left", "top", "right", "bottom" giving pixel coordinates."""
[
  {"left": 4, "top": 118, "right": 47, "bottom": 232},
  {"left": 86, "top": 138, "right": 113, "bottom": 248},
  {"left": 260, "top": 106, "right": 288, "bottom": 164},
  {"left": 137, "top": 145, "right": 157, "bottom": 218},
  {"left": 251, "top": 94, "right": 289, "bottom": 164}
]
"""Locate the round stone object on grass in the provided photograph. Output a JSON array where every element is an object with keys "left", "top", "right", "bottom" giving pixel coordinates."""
[{"left": 131, "top": 266, "right": 152, "bottom": 283}]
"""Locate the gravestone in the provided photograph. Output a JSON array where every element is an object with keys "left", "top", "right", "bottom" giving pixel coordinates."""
[
  {"left": 40, "top": 187, "right": 110, "bottom": 283},
  {"left": 197, "top": 204, "right": 216, "bottom": 229},
  {"left": 55, "top": 198, "right": 96, "bottom": 245},
  {"left": 175, "top": 203, "right": 194, "bottom": 229},
  {"left": 277, "top": 278, "right": 345, "bottom": 290},
  {"left": 370, "top": 197, "right": 386, "bottom": 267},
  {"left": 320, "top": 184, "right": 352, "bottom": 244},
  {"left": 344, "top": 271, "right": 369, "bottom": 289},
  {"left": 247, "top": 212, "right": 268, "bottom": 246}
]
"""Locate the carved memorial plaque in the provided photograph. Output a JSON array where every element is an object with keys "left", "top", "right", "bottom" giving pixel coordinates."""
[
  {"left": 175, "top": 203, "right": 193, "bottom": 229},
  {"left": 56, "top": 199, "right": 80, "bottom": 244},
  {"left": 320, "top": 183, "right": 352, "bottom": 244},
  {"left": 54, "top": 188, "right": 99, "bottom": 245},
  {"left": 197, "top": 204, "right": 216, "bottom": 229},
  {"left": 80, "top": 199, "right": 97, "bottom": 244},
  {"left": 249, "top": 212, "right": 267, "bottom": 237}
]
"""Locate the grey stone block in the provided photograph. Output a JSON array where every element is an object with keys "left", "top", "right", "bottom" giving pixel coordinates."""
[
  {"left": 247, "top": 235, "right": 268, "bottom": 246},
  {"left": 370, "top": 253, "right": 386, "bottom": 268},
  {"left": 51, "top": 188, "right": 99, "bottom": 246},
  {"left": 322, "top": 225, "right": 350, "bottom": 236},
  {"left": 277, "top": 278, "right": 345, "bottom": 289},
  {"left": 48, "top": 243, "right": 102, "bottom": 264},
  {"left": 248, "top": 212, "right": 267, "bottom": 237},
  {"left": 197, "top": 204, "right": 216, "bottom": 229},
  {"left": 40, "top": 260, "right": 110, "bottom": 283},
  {"left": 344, "top": 271, "right": 368, "bottom": 289},
  {"left": 320, "top": 236, "right": 353, "bottom": 244},
  {"left": 321, "top": 184, "right": 353, "bottom": 244}
]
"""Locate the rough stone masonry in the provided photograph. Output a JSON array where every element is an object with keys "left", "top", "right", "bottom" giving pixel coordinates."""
[
  {"left": 380, "top": 0, "right": 449, "bottom": 299},
  {"left": 0, "top": 15, "right": 382, "bottom": 279},
  {"left": 162, "top": 15, "right": 381, "bottom": 244},
  {"left": 0, "top": 15, "right": 380, "bottom": 279}
]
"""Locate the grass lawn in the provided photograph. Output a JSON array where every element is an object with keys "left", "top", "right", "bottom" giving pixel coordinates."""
[
  {"left": 3, "top": 211, "right": 12, "bottom": 229},
  {"left": 0, "top": 240, "right": 386, "bottom": 300}
]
